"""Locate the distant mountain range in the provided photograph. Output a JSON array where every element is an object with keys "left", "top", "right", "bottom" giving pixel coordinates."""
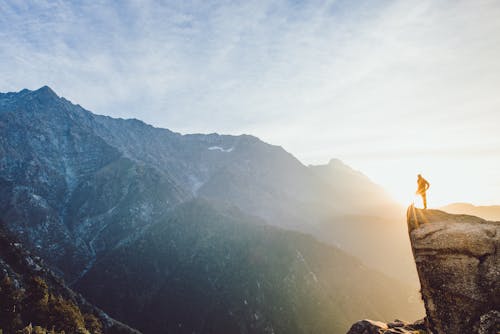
[
  {"left": 0, "top": 86, "right": 423, "bottom": 333},
  {"left": 439, "top": 203, "right": 500, "bottom": 221}
]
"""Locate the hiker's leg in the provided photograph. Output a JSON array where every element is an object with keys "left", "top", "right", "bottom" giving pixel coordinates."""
[{"left": 422, "top": 193, "right": 427, "bottom": 209}]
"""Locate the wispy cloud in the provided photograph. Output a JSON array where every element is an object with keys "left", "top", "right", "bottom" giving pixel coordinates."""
[{"left": 1, "top": 0, "right": 500, "bottom": 204}]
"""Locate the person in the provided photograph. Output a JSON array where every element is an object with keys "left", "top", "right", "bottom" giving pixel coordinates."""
[{"left": 416, "top": 174, "right": 430, "bottom": 209}]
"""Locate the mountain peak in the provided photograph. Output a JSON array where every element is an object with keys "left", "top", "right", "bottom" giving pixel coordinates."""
[
  {"left": 326, "top": 158, "right": 354, "bottom": 170},
  {"left": 328, "top": 158, "right": 343, "bottom": 166},
  {"left": 0, "top": 86, "right": 70, "bottom": 118},
  {"left": 313, "top": 158, "right": 365, "bottom": 178},
  {"left": 33, "top": 85, "right": 58, "bottom": 98}
]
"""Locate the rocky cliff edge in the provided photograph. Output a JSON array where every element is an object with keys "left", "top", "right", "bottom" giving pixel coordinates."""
[{"left": 347, "top": 206, "right": 499, "bottom": 334}]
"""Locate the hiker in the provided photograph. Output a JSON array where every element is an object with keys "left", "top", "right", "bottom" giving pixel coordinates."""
[{"left": 416, "top": 174, "right": 430, "bottom": 209}]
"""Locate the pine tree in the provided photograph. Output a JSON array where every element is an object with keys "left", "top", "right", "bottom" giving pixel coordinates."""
[
  {"left": 23, "top": 276, "right": 50, "bottom": 328},
  {"left": 0, "top": 275, "right": 23, "bottom": 332},
  {"left": 84, "top": 313, "right": 103, "bottom": 334},
  {"left": 48, "top": 295, "right": 87, "bottom": 333}
]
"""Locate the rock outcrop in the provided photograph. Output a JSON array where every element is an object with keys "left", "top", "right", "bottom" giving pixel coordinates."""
[
  {"left": 407, "top": 206, "right": 499, "bottom": 334},
  {"left": 347, "top": 207, "right": 499, "bottom": 334},
  {"left": 346, "top": 319, "right": 426, "bottom": 333}
]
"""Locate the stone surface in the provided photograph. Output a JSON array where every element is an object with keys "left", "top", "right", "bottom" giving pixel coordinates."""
[
  {"left": 346, "top": 318, "right": 426, "bottom": 334},
  {"left": 407, "top": 206, "right": 500, "bottom": 334}
]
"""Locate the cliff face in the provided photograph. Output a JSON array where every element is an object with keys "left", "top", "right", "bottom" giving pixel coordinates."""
[
  {"left": 347, "top": 207, "right": 499, "bottom": 334},
  {"left": 407, "top": 206, "right": 499, "bottom": 334}
]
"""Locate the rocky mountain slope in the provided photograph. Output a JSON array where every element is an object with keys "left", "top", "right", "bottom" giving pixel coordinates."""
[
  {"left": 347, "top": 208, "right": 500, "bottom": 334},
  {"left": 0, "top": 87, "right": 188, "bottom": 280},
  {"left": 0, "top": 86, "right": 416, "bottom": 284},
  {"left": 0, "top": 224, "right": 140, "bottom": 333},
  {"left": 75, "top": 199, "right": 421, "bottom": 334}
]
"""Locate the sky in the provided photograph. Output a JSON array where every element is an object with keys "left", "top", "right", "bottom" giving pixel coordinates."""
[{"left": 1, "top": 0, "right": 500, "bottom": 206}]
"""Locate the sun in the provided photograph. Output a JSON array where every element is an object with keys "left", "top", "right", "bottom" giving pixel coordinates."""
[{"left": 355, "top": 156, "right": 495, "bottom": 209}]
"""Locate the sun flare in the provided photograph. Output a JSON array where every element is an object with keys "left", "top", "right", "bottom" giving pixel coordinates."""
[{"left": 343, "top": 155, "right": 499, "bottom": 208}]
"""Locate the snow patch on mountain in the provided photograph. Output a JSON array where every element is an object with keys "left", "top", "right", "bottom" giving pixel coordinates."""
[{"left": 208, "top": 146, "right": 234, "bottom": 153}]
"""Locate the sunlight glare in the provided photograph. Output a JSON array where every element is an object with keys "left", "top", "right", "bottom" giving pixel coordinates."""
[{"left": 343, "top": 155, "right": 500, "bottom": 208}]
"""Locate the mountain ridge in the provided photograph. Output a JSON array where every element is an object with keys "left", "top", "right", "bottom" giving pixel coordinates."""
[
  {"left": 1, "top": 85, "right": 406, "bottom": 281},
  {"left": 440, "top": 202, "right": 500, "bottom": 221}
]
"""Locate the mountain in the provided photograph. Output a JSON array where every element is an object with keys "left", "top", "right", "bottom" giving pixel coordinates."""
[
  {"left": 0, "top": 86, "right": 423, "bottom": 332},
  {"left": 309, "top": 160, "right": 417, "bottom": 285},
  {"left": 0, "top": 86, "right": 418, "bottom": 282},
  {"left": 440, "top": 202, "right": 500, "bottom": 221},
  {"left": 309, "top": 158, "right": 394, "bottom": 212},
  {"left": 0, "top": 224, "right": 140, "bottom": 333},
  {"left": 0, "top": 86, "right": 188, "bottom": 280}
]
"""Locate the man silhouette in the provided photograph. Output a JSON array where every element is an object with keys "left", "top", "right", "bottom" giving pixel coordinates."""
[{"left": 416, "top": 174, "right": 430, "bottom": 209}]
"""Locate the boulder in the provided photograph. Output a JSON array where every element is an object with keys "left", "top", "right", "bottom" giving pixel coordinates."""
[{"left": 346, "top": 318, "right": 426, "bottom": 333}]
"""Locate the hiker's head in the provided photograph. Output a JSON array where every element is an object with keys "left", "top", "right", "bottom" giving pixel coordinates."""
[{"left": 417, "top": 174, "right": 422, "bottom": 179}]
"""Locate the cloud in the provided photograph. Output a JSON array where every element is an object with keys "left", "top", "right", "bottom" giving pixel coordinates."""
[{"left": 1, "top": 0, "right": 500, "bottom": 204}]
